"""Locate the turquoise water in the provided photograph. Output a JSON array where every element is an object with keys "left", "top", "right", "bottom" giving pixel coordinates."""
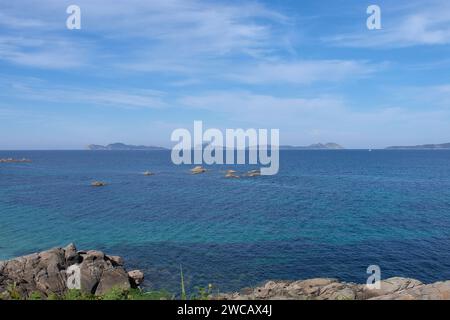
[{"left": 1, "top": 150, "right": 450, "bottom": 291}]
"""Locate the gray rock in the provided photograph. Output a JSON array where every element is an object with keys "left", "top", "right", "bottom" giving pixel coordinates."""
[
  {"left": 128, "top": 270, "right": 145, "bottom": 287},
  {"left": 217, "top": 277, "right": 441, "bottom": 301},
  {"left": 95, "top": 268, "right": 131, "bottom": 295},
  {"left": 64, "top": 243, "right": 80, "bottom": 265},
  {"left": 79, "top": 260, "right": 104, "bottom": 294},
  {"left": 107, "top": 255, "right": 124, "bottom": 267},
  {"left": 359, "top": 277, "right": 423, "bottom": 299},
  {"left": 0, "top": 244, "right": 143, "bottom": 299},
  {"left": 370, "top": 281, "right": 450, "bottom": 300},
  {"left": 78, "top": 250, "right": 115, "bottom": 294}
]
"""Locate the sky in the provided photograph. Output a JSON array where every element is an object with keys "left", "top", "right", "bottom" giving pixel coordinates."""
[{"left": 1, "top": 0, "right": 450, "bottom": 149}]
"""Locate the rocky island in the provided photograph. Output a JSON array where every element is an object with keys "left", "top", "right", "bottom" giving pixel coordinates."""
[
  {"left": 2, "top": 245, "right": 450, "bottom": 300},
  {"left": 386, "top": 142, "right": 450, "bottom": 150},
  {"left": 87, "top": 143, "right": 168, "bottom": 151},
  {"left": 279, "top": 143, "right": 344, "bottom": 150}
]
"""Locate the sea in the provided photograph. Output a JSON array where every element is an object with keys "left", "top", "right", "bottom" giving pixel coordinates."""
[{"left": 1, "top": 150, "right": 450, "bottom": 293}]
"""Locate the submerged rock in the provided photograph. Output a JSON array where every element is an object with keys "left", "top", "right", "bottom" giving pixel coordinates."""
[{"left": 0, "top": 244, "right": 143, "bottom": 299}]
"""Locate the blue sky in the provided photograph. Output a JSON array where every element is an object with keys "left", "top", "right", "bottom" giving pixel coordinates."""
[{"left": 1, "top": 0, "right": 450, "bottom": 149}]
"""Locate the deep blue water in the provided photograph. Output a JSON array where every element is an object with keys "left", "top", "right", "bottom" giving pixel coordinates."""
[{"left": 1, "top": 150, "right": 450, "bottom": 292}]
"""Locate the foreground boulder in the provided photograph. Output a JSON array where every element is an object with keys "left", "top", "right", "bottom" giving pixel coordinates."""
[{"left": 0, "top": 244, "right": 143, "bottom": 299}]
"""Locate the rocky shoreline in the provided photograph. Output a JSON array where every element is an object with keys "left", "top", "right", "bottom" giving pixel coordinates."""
[
  {"left": 1, "top": 244, "right": 450, "bottom": 300},
  {"left": 218, "top": 277, "right": 450, "bottom": 300}
]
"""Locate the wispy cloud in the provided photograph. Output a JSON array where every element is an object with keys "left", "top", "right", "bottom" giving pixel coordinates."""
[
  {"left": 0, "top": 0, "right": 290, "bottom": 70},
  {"left": 0, "top": 12, "right": 48, "bottom": 29},
  {"left": 82, "top": 0, "right": 289, "bottom": 56},
  {"left": 1, "top": 0, "right": 449, "bottom": 149},
  {"left": 178, "top": 90, "right": 450, "bottom": 148},
  {"left": 388, "top": 83, "right": 450, "bottom": 108},
  {"left": 0, "top": 78, "right": 168, "bottom": 109},
  {"left": 0, "top": 35, "right": 92, "bottom": 69},
  {"left": 225, "top": 60, "right": 380, "bottom": 85},
  {"left": 326, "top": 0, "right": 450, "bottom": 48}
]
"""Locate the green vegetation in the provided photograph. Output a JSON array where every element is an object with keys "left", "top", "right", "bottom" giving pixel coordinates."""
[
  {"left": 100, "top": 287, "right": 173, "bottom": 300},
  {"left": 180, "top": 264, "right": 187, "bottom": 300},
  {"left": 63, "top": 289, "right": 95, "bottom": 300},
  {"left": 47, "top": 292, "right": 60, "bottom": 300},
  {"left": 28, "top": 291, "right": 44, "bottom": 300},
  {"left": 7, "top": 282, "right": 21, "bottom": 300},
  {"left": 190, "top": 284, "right": 214, "bottom": 300},
  {"left": 56, "top": 288, "right": 173, "bottom": 300},
  {"left": 0, "top": 286, "right": 213, "bottom": 300}
]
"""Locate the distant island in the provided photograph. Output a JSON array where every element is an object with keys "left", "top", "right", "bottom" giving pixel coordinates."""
[
  {"left": 280, "top": 143, "right": 344, "bottom": 150},
  {"left": 0, "top": 158, "right": 32, "bottom": 163},
  {"left": 87, "top": 143, "right": 168, "bottom": 151},
  {"left": 88, "top": 142, "right": 344, "bottom": 151},
  {"left": 386, "top": 142, "right": 450, "bottom": 150}
]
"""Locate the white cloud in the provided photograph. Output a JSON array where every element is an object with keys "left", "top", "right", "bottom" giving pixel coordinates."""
[
  {"left": 390, "top": 84, "right": 450, "bottom": 108},
  {"left": 0, "top": 0, "right": 298, "bottom": 79},
  {"left": 178, "top": 90, "right": 450, "bottom": 148},
  {"left": 82, "top": 0, "right": 289, "bottom": 55},
  {"left": 1, "top": 78, "right": 168, "bottom": 109},
  {"left": 0, "top": 12, "right": 48, "bottom": 29},
  {"left": 0, "top": 36, "right": 90, "bottom": 69},
  {"left": 225, "top": 60, "right": 379, "bottom": 85},
  {"left": 326, "top": 1, "right": 450, "bottom": 48},
  {"left": 179, "top": 91, "right": 343, "bottom": 112},
  {"left": 0, "top": 0, "right": 381, "bottom": 87}
]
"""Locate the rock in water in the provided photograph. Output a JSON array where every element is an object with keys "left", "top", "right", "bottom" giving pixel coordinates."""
[
  {"left": 225, "top": 170, "right": 239, "bottom": 178},
  {"left": 190, "top": 166, "right": 206, "bottom": 174},
  {"left": 0, "top": 244, "right": 143, "bottom": 299},
  {"left": 246, "top": 170, "right": 261, "bottom": 177},
  {"left": 91, "top": 181, "right": 107, "bottom": 187}
]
